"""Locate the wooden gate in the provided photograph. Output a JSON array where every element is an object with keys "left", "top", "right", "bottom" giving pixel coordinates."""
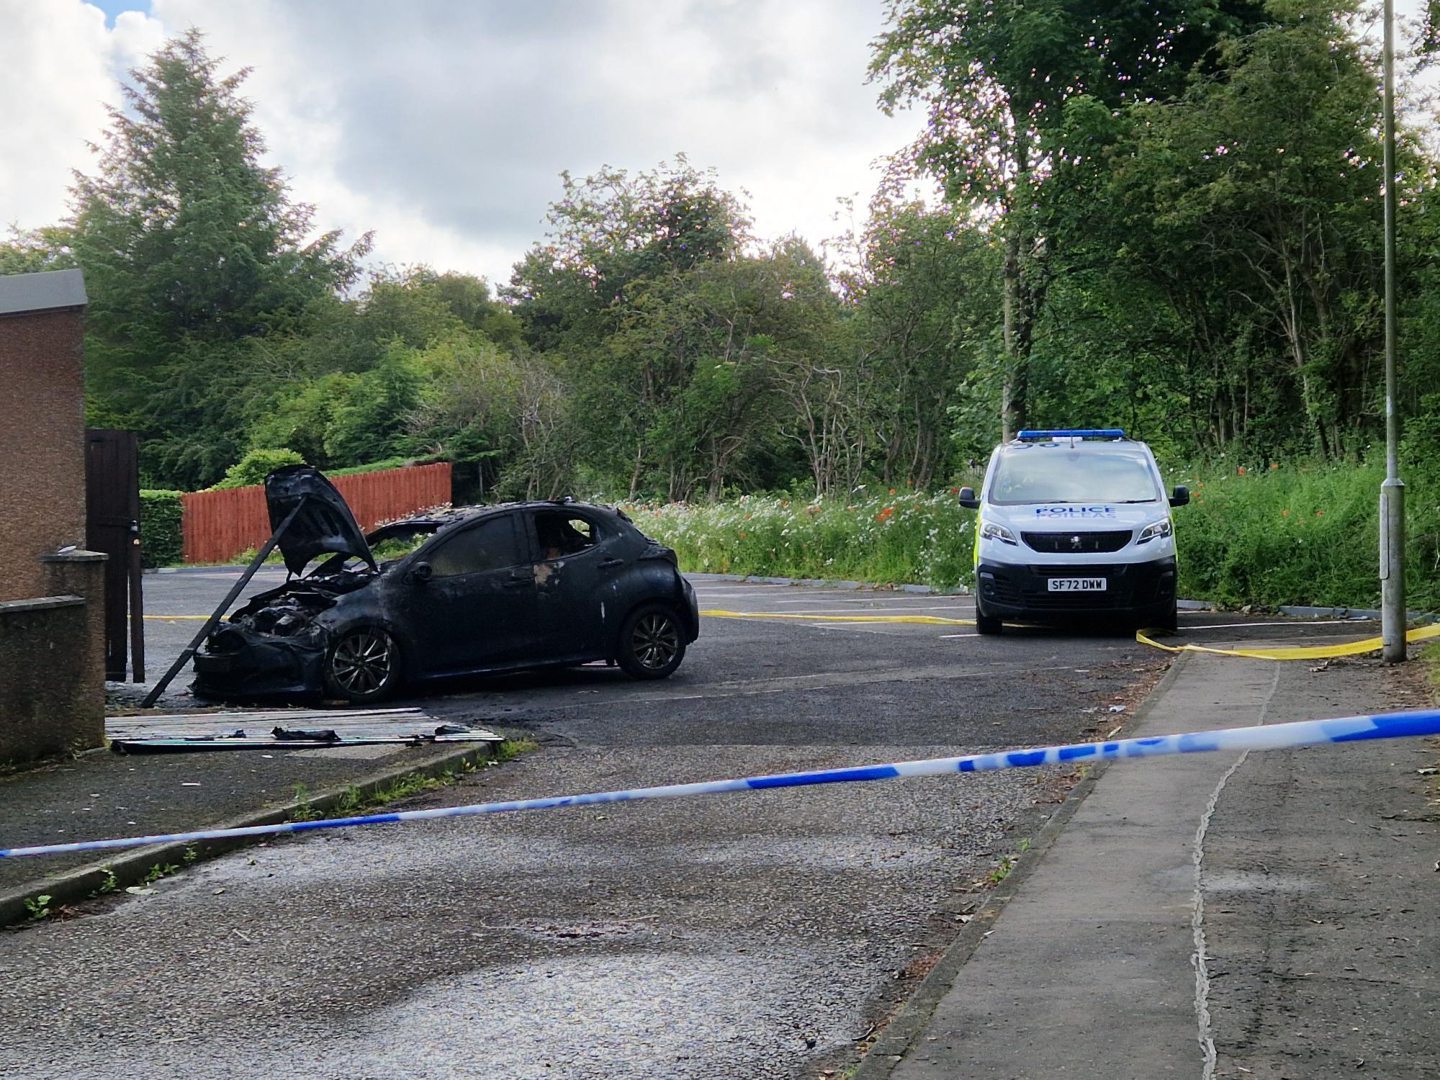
[{"left": 85, "top": 429, "right": 144, "bottom": 681}]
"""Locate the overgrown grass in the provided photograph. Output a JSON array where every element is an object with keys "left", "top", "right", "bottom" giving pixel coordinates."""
[
  {"left": 626, "top": 489, "right": 975, "bottom": 590},
  {"left": 1171, "top": 461, "right": 1440, "bottom": 611},
  {"left": 629, "top": 462, "right": 1440, "bottom": 612}
]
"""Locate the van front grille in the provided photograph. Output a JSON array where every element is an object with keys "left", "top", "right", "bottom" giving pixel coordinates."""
[{"left": 1021, "top": 530, "right": 1132, "bottom": 554}]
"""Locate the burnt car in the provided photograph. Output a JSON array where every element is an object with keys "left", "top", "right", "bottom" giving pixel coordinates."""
[{"left": 192, "top": 466, "right": 699, "bottom": 703}]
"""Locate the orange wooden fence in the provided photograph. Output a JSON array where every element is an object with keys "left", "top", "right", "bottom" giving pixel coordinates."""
[{"left": 181, "top": 462, "right": 453, "bottom": 564}]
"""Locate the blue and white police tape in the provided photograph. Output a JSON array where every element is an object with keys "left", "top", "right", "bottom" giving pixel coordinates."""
[{"left": 3, "top": 708, "right": 1438, "bottom": 860}]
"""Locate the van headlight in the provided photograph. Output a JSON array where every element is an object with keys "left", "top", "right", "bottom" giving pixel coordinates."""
[
  {"left": 1136, "top": 518, "right": 1173, "bottom": 545},
  {"left": 981, "top": 521, "right": 1018, "bottom": 546}
]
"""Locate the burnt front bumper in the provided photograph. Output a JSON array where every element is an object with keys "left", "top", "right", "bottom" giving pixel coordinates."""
[{"left": 191, "top": 625, "right": 327, "bottom": 700}]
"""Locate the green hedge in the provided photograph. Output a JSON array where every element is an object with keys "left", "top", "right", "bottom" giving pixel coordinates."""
[{"left": 139, "top": 489, "right": 184, "bottom": 568}]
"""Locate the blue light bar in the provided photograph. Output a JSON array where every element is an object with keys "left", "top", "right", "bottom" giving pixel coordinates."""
[{"left": 1015, "top": 428, "right": 1126, "bottom": 441}]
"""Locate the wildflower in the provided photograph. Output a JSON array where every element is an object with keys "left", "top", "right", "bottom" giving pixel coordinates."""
[
  {"left": 889, "top": 488, "right": 897, "bottom": 495},
  {"left": 1315, "top": 509, "right": 1324, "bottom": 517},
  {"left": 876, "top": 506, "right": 895, "bottom": 523},
  {"left": 1270, "top": 462, "right": 1279, "bottom": 471},
  {"left": 1237, "top": 466, "right": 1247, "bottom": 476}
]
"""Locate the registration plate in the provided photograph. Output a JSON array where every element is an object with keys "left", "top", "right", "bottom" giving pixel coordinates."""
[{"left": 1048, "top": 577, "right": 1106, "bottom": 592}]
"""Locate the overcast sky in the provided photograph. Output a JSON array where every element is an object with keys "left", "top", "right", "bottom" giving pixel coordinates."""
[{"left": 0, "top": 0, "right": 919, "bottom": 289}]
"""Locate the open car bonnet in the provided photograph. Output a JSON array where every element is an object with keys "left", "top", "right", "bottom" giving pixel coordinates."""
[{"left": 264, "top": 465, "right": 377, "bottom": 576}]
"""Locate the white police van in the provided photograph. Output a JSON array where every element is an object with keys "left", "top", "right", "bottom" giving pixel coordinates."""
[{"left": 957, "top": 429, "right": 1188, "bottom": 634}]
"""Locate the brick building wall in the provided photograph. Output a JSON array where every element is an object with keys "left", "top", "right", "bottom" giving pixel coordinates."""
[
  {"left": 0, "top": 269, "right": 105, "bottom": 763},
  {"left": 0, "top": 274, "right": 89, "bottom": 603}
]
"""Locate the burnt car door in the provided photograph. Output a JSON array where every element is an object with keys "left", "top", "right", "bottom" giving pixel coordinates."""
[
  {"left": 398, "top": 513, "right": 539, "bottom": 675},
  {"left": 526, "top": 508, "right": 624, "bottom": 659}
]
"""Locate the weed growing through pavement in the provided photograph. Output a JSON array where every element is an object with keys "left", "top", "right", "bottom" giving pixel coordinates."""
[
  {"left": 23, "top": 894, "right": 52, "bottom": 921},
  {"left": 141, "top": 862, "right": 180, "bottom": 886},
  {"left": 288, "top": 783, "right": 323, "bottom": 822},
  {"left": 987, "top": 839, "right": 1032, "bottom": 886},
  {"left": 287, "top": 740, "right": 539, "bottom": 825}
]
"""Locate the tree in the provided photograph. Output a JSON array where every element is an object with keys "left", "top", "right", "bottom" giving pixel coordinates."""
[
  {"left": 509, "top": 159, "right": 759, "bottom": 496},
  {"left": 1065, "top": 1, "right": 1435, "bottom": 458},
  {"left": 870, "top": 0, "right": 1267, "bottom": 439},
  {"left": 70, "top": 29, "right": 368, "bottom": 487},
  {"left": 846, "top": 197, "right": 1001, "bottom": 485},
  {"left": 0, "top": 226, "right": 76, "bottom": 275}
]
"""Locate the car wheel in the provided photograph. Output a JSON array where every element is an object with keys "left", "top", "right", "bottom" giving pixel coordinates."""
[
  {"left": 324, "top": 626, "right": 402, "bottom": 703},
  {"left": 616, "top": 604, "right": 686, "bottom": 679}
]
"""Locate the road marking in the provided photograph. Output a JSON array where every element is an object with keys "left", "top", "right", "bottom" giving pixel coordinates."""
[{"left": 703, "top": 609, "right": 974, "bottom": 626}]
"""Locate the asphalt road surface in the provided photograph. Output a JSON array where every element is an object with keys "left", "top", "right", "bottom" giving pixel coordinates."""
[{"left": 3, "top": 572, "right": 1387, "bottom": 1078}]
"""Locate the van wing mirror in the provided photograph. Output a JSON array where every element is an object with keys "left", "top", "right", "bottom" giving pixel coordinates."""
[
  {"left": 957, "top": 486, "right": 980, "bottom": 510},
  {"left": 1169, "top": 485, "right": 1190, "bottom": 508},
  {"left": 410, "top": 561, "right": 434, "bottom": 583}
]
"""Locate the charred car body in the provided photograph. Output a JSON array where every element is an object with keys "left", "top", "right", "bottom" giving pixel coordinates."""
[{"left": 192, "top": 466, "right": 700, "bottom": 703}]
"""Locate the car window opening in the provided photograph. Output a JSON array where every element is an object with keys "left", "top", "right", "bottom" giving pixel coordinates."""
[{"left": 536, "top": 513, "right": 597, "bottom": 561}]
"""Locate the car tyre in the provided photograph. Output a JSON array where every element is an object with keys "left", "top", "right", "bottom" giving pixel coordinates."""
[
  {"left": 616, "top": 604, "right": 686, "bottom": 679},
  {"left": 324, "top": 626, "right": 402, "bottom": 703}
]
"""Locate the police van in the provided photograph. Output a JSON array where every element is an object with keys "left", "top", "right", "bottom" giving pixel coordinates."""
[{"left": 957, "top": 429, "right": 1188, "bottom": 634}]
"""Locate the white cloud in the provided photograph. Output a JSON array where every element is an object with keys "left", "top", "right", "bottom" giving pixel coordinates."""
[
  {"left": 2, "top": 0, "right": 914, "bottom": 288},
  {"left": 0, "top": 2, "right": 164, "bottom": 230}
]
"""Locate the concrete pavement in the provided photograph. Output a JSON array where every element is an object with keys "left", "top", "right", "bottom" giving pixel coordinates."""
[{"left": 858, "top": 651, "right": 1439, "bottom": 1079}]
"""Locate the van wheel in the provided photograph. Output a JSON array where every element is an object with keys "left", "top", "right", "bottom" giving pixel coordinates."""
[
  {"left": 1145, "top": 601, "right": 1178, "bottom": 634},
  {"left": 975, "top": 608, "right": 1003, "bottom": 635}
]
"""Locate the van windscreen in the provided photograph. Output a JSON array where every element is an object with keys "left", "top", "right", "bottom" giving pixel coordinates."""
[{"left": 989, "top": 451, "right": 1161, "bottom": 505}]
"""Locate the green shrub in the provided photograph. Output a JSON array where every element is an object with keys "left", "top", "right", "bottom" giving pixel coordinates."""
[
  {"left": 327, "top": 454, "right": 444, "bottom": 478},
  {"left": 209, "top": 448, "right": 306, "bottom": 490},
  {"left": 139, "top": 489, "right": 184, "bottom": 568}
]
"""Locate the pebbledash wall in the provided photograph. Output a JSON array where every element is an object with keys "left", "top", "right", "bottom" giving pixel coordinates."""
[{"left": 0, "top": 269, "right": 107, "bottom": 765}]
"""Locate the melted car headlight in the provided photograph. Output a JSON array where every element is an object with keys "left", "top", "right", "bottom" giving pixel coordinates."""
[
  {"left": 1136, "top": 518, "right": 1173, "bottom": 544},
  {"left": 980, "top": 521, "right": 1018, "bottom": 546}
]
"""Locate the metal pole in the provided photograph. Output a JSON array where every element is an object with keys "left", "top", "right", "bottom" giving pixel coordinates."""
[
  {"left": 1380, "top": 0, "right": 1406, "bottom": 663},
  {"left": 139, "top": 496, "right": 309, "bottom": 707}
]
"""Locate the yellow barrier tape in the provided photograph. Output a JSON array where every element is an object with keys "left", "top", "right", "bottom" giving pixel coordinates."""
[
  {"left": 703, "top": 609, "right": 975, "bottom": 627},
  {"left": 1136, "top": 621, "right": 1440, "bottom": 661}
]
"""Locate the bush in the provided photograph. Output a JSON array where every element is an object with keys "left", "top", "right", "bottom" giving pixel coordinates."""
[
  {"left": 210, "top": 448, "right": 305, "bottom": 490},
  {"left": 139, "top": 489, "right": 184, "bottom": 568}
]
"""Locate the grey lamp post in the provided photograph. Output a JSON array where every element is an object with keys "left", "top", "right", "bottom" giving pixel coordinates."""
[{"left": 1380, "top": 0, "right": 1406, "bottom": 663}]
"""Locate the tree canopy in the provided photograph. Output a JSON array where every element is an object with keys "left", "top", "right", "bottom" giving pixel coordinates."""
[{"left": 7, "top": 7, "right": 1437, "bottom": 501}]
